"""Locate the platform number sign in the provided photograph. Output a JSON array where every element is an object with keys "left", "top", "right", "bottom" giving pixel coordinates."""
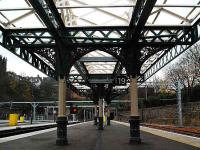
[{"left": 114, "top": 76, "right": 127, "bottom": 85}]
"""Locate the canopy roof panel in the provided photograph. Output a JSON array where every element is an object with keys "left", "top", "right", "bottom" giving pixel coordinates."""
[{"left": 0, "top": 0, "right": 199, "bottom": 28}]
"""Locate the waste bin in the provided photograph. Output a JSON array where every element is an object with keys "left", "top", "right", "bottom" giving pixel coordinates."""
[
  {"left": 9, "top": 114, "right": 19, "bottom": 126},
  {"left": 20, "top": 116, "right": 25, "bottom": 123}
]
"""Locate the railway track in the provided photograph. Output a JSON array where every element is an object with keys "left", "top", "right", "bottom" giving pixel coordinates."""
[{"left": 0, "top": 121, "right": 79, "bottom": 138}]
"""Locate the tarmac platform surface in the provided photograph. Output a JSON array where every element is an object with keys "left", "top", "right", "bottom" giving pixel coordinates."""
[{"left": 0, "top": 121, "right": 199, "bottom": 150}]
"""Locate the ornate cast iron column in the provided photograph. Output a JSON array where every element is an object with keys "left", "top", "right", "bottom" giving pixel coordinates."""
[
  {"left": 129, "top": 75, "right": 141, "bottom": 144},
  {"left": 94, "top": 105, "right": 98, "bottom": 125},
  {"left": 56, "top": 77, "right": 68, "bottom": 146},
  {"left": 98, "top": 99, "right": 104, "bottom": 130}
]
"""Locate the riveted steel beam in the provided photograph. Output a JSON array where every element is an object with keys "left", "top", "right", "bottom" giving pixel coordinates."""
[{"left": 129, "top": 0, "right": 157, "bottom": 41}]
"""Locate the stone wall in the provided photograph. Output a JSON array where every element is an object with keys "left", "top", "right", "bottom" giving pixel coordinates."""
[
  {"left": 117, "top": 102, "right": 200, "bottom": 126},
  {"left": 141, "top": 102, "right": 200, "bottom": 126}
]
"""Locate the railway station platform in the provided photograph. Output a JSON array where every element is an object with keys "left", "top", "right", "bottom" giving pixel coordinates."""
[{"left": 0, "top": 121, "right": 199, "bottom": 150}]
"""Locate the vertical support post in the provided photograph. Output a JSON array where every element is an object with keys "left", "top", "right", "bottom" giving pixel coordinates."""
[
  {"left": 84, "top": 108, "right": 86, "bottom": 122},
  {"left": 129, "top": 75, "right": 141, "bottom": 144},
  {"left": 72, "top": 114, "right": 76, "bottom": 122},
  {"left": 46, "top": 106, "right": 49, "bottom": 120},
  {"left": 116, "top": 107, "right": 118, "bottom": 120},
  {"left": 89, "top": 110, "right": 91, "bottom": 120},
  {"left": 98, "top": 99, "right": 104, "bottom": 130},
  {"left": 107, "top": 106, "right": 111, "bottom": 126},
  {"left": 9, "top": 101, "right": 12, "bottom": 112},
  {"left": 31, "top": 103, "right": 38, "bottom": 122},
  {"left": 53, "top": 106, "right": 56, "bottom": 122},
  {"left": 33, "top": 103, "right": 36, "bottom": 121},
  {"left": 56, "top": 77, "right": 68, "bottom": 146},
  {"left": 94, "top": 105, "right": 98, "bottom": 125},
  {"left": 90, "top": 110, "right": 92, "bottom": 120},
  {"left": 86, "top": 110, "right": 87, "bottom": 121},
  {"left": 177, "top": 80, "right": 183, "bottom": 127}
]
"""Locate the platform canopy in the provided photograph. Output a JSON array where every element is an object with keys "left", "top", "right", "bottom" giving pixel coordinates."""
[
  {"left": 0, "top": 0, "right": 200, "bottom": 100},
  {"left": 0, "top": 0, "right": 199, "bottom": 28}
]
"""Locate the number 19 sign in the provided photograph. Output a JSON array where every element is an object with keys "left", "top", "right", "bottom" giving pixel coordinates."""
[{"left": 114, "top": 76, "right": 127, "bottom": 85}]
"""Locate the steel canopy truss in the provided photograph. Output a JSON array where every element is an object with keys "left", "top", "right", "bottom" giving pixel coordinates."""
[
  {"left": 0, "top": 28, "right": 56, "bottom": 78},
  {"left": 142, "top": 21, "right": 200, "bottom": 81},
  {"left": 5, "top": 25, "right": 195, "bottom": 47},
  {"left": 1, "top": 0, "right": 200, "bottom": 99}
]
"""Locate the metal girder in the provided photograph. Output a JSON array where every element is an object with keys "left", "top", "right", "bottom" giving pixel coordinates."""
[
  {"left": 5, "top": 25, "right": 194, "bottom": 47},
  {"left": 28, "top": 0, "right": 62, "bottom": 37},
  {"left": 64, "top": 26, "right": 127, "bottom": 44},
  {"left": 113, "top": 61, "right": 123, "bottom": 76},
  {"left": 69, "top": 74, "right": 114, "bottom": 84},
  {"left": 141, "top": 21, "right": 200, "bottom": 81},
  {"left": 74, "top": 61, "right": 89, "bottom": 82},
  {"left": 128, "top": 0, "right": 157, "bottom": 41},
  {"left": 138, "top": 25, "right": 198, "bottom": 78},
  {"left": 79, "top": 57, "right": 117, "bottom": 62},
  {"left": 142, "top": 44, "right": 195, "bottom": 81},
  {"left": 28, "top": 0, "right": 74, "bottom": 79},
  {"left": 27, "top": 0, "right": 70, "bottom": 48},
  {"left": 69, "top": 74, "right": 126, "bottom": 84},
  {"left": 0, "top": 26, "right": 4, "bottom": 45},
  {"left": 1, "top": 30, "right": 83, "bottom": 97},
  {"left": 139, "top": 26, "right": 194, "bottom": 46},
  {"left": 30, "top": 47, "right": 56, "bottom": 65},
  {"left": 2, "top": 23, "right": 199, "bottom": 83},
  {"left": 0, "top": 40, "right": 56, "bottom": 79},
  {"left": 68, "top": 74, "right": 85, "bottom": 84},
  {"left": 5, "top": 29, "right": 55, "bottom": 48},
  {"left": 67, "top": 81, "right": 91, "bottom": 97}
]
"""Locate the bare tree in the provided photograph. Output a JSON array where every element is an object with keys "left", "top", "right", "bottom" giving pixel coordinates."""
[
  {"left": 166, "top": 44, "right": 200, "bottom": 87},
  {"left": 150, "top": 76, "right": 161, "bottom": 93},
  {"left": 166, "top": 44, "right": 200, "bottom": 100}
]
